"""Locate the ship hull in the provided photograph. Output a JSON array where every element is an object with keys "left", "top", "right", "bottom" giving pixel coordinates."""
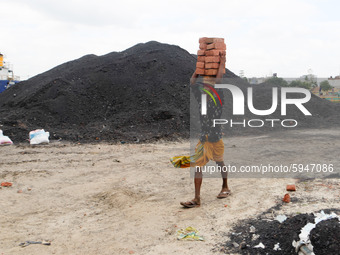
[{"left": 0, "top": 80, "right": 19, "bottom": 93}]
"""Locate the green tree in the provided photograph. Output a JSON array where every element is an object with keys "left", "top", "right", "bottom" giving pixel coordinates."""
[
  {"left": 304, "top": 75, "right": 318, "bottom": 88},
  {"left": 266, "top": 77, "right": 289, "bottom": 87},
  {"left": 289, "top": 80, "right": 312, "bottom": 90},
  {"left": 319, "top": 80, "right": 332, "bottom": 91}
]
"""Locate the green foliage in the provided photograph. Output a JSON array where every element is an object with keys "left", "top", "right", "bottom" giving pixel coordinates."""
[
  {"left": 320, "top": 80, "right": 332, "bottom": 91},
  {"left": 265, "top": 76, "right": 319, "bottom": 90},
  {"left": 289, "top": 80, "right": 312, "bottom": 90},
  {"left": 266, "top": 77, "right": 289, "bottom": 87},
  {"left": 304, "top": 75, "right": 318, "bottom": 88}
]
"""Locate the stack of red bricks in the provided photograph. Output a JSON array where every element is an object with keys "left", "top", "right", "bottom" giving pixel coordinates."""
[{"left": 195, "top": 37, "right": 226, "bottom": 76}]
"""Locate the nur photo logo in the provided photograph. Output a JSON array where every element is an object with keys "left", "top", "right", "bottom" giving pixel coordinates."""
[{"left": 201, "top": 84, "right": 312, "bottom": 128}]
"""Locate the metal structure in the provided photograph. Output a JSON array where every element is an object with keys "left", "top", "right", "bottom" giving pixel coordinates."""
[{"left": 0, "top": 53, "right": 20, "bottom": 93}]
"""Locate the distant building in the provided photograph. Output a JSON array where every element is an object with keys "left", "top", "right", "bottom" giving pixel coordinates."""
[
  {"left": 249, "top": 77, "right": 267, "bottom": 85},
  {"left": 328, "top": 76, "right": 340, "bottom": 88},
  {"left": 247, "top": 73, "right": 340, "bottom": 88}
]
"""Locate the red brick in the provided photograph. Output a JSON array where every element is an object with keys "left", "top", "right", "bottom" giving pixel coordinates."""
[
  {"left": 204, "top": 69, "right": 217, "bottom": 75},
  {"left": 283, "top": 193, "right": 290, "bottom": 203},
  {"left": 197, "top": 50, "right": 205, "bottom": 56},
  {"left": 205, "top": 56, "right": 220, "bottom": 63},
  {"left": 196, "top": 62, "right": 205, "bottom": 68},
  {"left": 199, "top": 37, "right": 208, "bottom": 43},
  {"left": 197, "top": 56, "right": 205, "bottom": 62},
  {"left": 199, "top": 37, "right": 224, "bottom": 44},
  {"left": 205, "top": 63, "right": 220, "bottom": 69},
  {"left": 207, "top": 38, "right": 224, "bottom": 44},
  {"left": 199, "top": 43, "right": 207, "bottom": 50},
  {"left": 203, "top": 68, "right": 226, "bottom": 76},
  {"left": 199, "top": 37, "right": 214, "bottom": 44},
  {"left": 207, "top": 42, "right": 226, "bottom": 50},
  {"left": 196, "top": 68, "right": 205, "bottom": 75},
  {"left": 212, "top": 38, "right": 224, "bottom": 43},
  {"left": 286, "top": 185, "right": 296, "bottom": 191},
  {"left": 205, "top": 50, "right": 221, "bottom": 56},
  {"left": 205, "top": 69, "right": 218, "bottom": 76}
]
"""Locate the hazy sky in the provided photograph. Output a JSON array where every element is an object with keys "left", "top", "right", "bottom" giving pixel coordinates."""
[{"left": 1, "top": 0, "right": 339, "bottom": 80}]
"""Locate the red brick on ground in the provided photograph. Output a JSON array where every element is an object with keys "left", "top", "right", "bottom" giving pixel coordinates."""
[
  {"left": 286, "top": 185, "right": 296, "bottom": 191},
  {"left": 283, "top": 193, "right": 290, "bottom": 203},
  {"left": 196, "top": 62, "right": 205, "bottom": 69}
]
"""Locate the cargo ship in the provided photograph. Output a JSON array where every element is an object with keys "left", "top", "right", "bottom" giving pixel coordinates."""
[{"left": 0, "top": 53, "right": 20, "bottom": 93}]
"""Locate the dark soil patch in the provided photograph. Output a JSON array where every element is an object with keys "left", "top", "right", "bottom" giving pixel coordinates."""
[
  {"left": 215, "top": 208, "right": 340, "bottom": 255},
  {"left": 310, "top": 217, "right": 340, "bottom": 255}
]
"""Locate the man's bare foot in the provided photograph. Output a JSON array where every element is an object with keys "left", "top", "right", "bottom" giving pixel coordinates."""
[
  {"left": 180, "top": 198, "right": 200, "bottom": 208},
  {"left": 217, "top": 189, "right": 231, "bottom": 199}
]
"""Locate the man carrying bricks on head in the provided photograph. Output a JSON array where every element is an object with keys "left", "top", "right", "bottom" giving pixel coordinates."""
[{"left": 170, "top": 37, "right": 231, "bottom": 208}]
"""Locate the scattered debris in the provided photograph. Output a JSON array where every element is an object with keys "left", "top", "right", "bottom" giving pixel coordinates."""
[
  {"left": 177, "top": 226, "right": 204, "bottom": 241},
  {"left": 232, "top": 242, "right": 239, "bottom": 248},
  {"left": 19, "top": 240, "right": 51, "bottom": 247},
  {"left": 254, "top": 242, "right": 265, "bottom": 249},
  {"left": 1, "top": 182, "right": 12, "bottom": 187},
  {"left": 275, "top": 214, "right": 287, "bottom": 223},
  {"left": 249, "top": 226, "right": 256, "bottom": 233},
  {"left": 239, "top": 242, "right": 247, "bottom": 249},
  {"left": 273, "top": 243, "right": 281, "bottom": 251},
  {"left": 231, "top": 232, "right": 242, "bottom": 236}
]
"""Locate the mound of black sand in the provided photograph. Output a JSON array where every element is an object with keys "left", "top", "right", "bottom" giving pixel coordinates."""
[
  {"left": 310, "top": 217, "right": 340, "bottom": 254},
  {"left": 215, "top": 209, "right": 340, "bottom": 255},
  {"left": 0, "top": 41, "right": 201, "bottom": 142},
  {"left": 0, "top": 41, "right": 339, "bottom": 142}
]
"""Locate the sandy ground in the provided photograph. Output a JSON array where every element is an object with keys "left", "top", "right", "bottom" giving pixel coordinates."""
[{"left": 0, "top": 129, "right": 339, "bottom": 255}]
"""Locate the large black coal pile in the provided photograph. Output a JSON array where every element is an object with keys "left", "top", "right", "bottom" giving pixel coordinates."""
[
  {"left": 0, "top": 41, "right": 338, "bottom": 143},
  {"left": 0, "top": 41, "right": 200, "bottom": 142}
]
